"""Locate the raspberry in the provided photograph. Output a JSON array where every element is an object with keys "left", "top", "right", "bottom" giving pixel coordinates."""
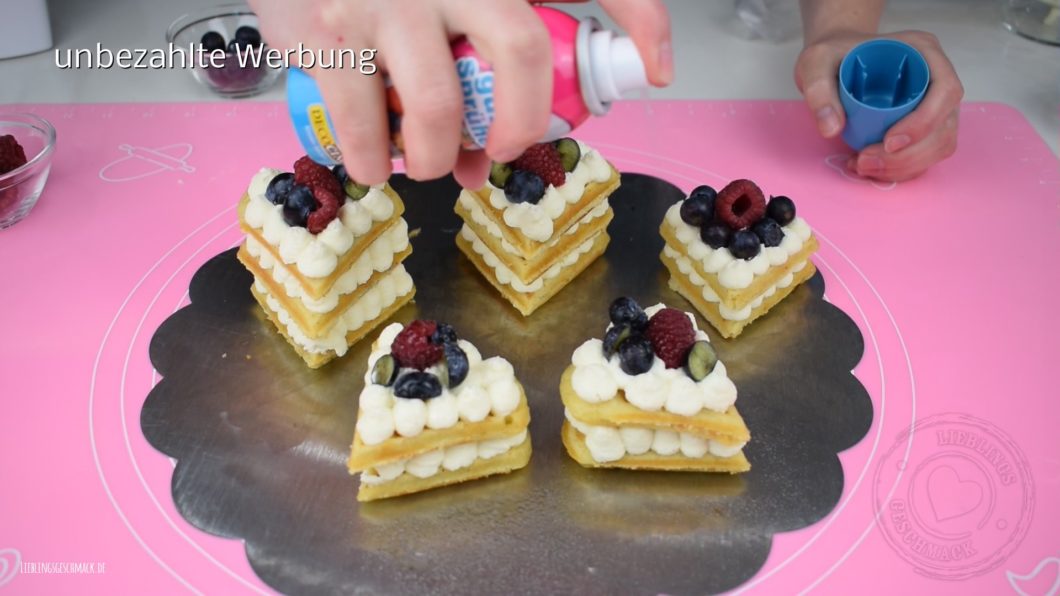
[
  {"left": 645, "top": 308, "right": 696, "bottom": 369},
  {"left": 512, "top": 143, "right": 566, "bottom": 188},
  {"left": 294, "top": 155, "right": 342, "bottom": 197},
  {"left": 306, "top": 187, "right": 340, "bottom": 234},
  {"left": 391, "top": 320, "right": 444, "bottom": 371},
  {"left": 715, "top": 179, "right": 767, "bottom": 230},
  {"left": 0, "top": 135, "right": 28, "bottom": 174}
]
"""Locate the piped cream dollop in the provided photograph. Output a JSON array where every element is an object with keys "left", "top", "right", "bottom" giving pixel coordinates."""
[{"left": 566, "top": 411, "right": 745, "bottom": 463}]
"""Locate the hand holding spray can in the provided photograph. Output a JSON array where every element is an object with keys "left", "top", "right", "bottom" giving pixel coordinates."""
[{"left": 287, "top": 6, "right": 648, "bottom": 166}]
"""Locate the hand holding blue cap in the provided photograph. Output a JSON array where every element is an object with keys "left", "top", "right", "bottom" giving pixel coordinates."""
[{"left": 838, "top": 39, "right": 931, "bottom": 151}]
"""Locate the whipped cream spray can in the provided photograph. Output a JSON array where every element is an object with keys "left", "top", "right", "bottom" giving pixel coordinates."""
[{"left": 287, "top": 6, "right": 648, "bottom": 166}]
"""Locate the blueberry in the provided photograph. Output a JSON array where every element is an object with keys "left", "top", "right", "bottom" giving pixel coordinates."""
[
  {"left": 752, "top": 218, "right": 784, "bottom": 247},
  {"left": 700, "top": 222, "right": 731, "bottom": 249},
  {"left": 393, "top": 371, "right": 443, "bottom": 400},
  {"left": 728, "top": 229, "right": 761, "bottom": 260},
  {"left": 430, "top": 323, "right": 458, "bottom": 345},
  {"left": 503, "top": 170, "right": 546, "bottom": 204},
  {"left": 265, "top": 172, "right": 294, "bottom": 205},
  {"left": 282, "top": 205, "right": 308, "bottom": 227},
  {"left": 285, "top": 184, "right": 317, "bottom": 213},
  {"left": 443, "top": 343, "right": 469, "bottom": 388},
  {"left": 608, "top": 296, "right": 648, "bottom": 331},
  {"left": 679, "top": 185, "right": 716, "bottom": 227},
  {"left": 332, "top": 164, "right": 348, "bottom": 184},
  {"left": 200, "top": 31, "right": 226, "bottom": 53},
  {"left": 766, "top": 195, "right": 796, "bottom": 226},
  {"left": 234, "top": 26, "right": 262, "bottom": 48},
  {"left": 618, "top": 336, "right": 655, "bottom": 376},
  {"left": 370, "top": 354, "right": 398, "bottom": 386},
  {"left": 602, "top": 324, "right": 632, "bottom": 358}
]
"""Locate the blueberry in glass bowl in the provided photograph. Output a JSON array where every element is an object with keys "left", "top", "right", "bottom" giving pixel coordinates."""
[{"left": 167, "top": 4, "right": 282, "bottom": 98}]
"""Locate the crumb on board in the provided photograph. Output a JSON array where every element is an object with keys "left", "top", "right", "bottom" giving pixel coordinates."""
[
  {"left": 409, "top": 227, "right": 422, "bottom": 238},
  {"left": 245, "top": 354, "right": 252, "bottom": 360},
  {"left": 221, "top": 353, "right": 227, "bottom": 359}
]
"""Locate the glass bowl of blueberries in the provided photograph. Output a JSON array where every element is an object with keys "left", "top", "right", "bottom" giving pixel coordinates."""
[{"left": 167, "top": 3, "right": 282, "bottom": 98}]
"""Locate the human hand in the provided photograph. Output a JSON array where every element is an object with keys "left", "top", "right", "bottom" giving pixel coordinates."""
[
  {"left": 249, "top": 0, "right": 671, "bottom": 188},
  {"left": 795, "top": 30, "right": 963, "bottom": 182}
]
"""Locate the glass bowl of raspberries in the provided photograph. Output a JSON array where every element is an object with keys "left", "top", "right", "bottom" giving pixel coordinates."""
[
  {"left": 167, "top": 4, "right": 282, "bottom": 98},
  {"left": 0, "top": 113, "right": 55, "bottom": 230}
]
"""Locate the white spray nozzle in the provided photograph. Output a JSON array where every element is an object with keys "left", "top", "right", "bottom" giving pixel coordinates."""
[{"left": 587, "top": 31, "right": 648, "bottom": 104}]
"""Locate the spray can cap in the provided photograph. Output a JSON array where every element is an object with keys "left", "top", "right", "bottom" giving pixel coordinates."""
[{"left": 577, "top": 18, "right": 648, "bottom": 116}]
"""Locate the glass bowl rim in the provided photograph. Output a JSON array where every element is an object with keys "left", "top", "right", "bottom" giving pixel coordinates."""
[{"left": 166, "top": 3, "right": 258, "bottom": 44}]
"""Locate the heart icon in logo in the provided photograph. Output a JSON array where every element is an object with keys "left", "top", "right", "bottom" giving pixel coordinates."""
[
  {"left": 0, "top": 548, "right": 21, "bottom": 588},
  {"left": 1007, "top": 557, "right": 1060, "bottom": 596},
  {"left": 926, "top": 465, "right": 983, "bottom": 522}
]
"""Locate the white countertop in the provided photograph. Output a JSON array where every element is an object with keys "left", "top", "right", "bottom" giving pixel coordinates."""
[{"left": 1, "top": 0, "right": 1057, "bottom": 154}]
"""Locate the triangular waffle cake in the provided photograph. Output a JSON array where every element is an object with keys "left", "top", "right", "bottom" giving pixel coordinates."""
[
  {"left": 349, "top": 321, "right": 532, "bottom": 501},
  {"left": 454, "top": 139, "right": 620, "bottom": 316},
  {"left": 659, "top": 180, "right": 818, "bottom": 339},
  {"left": 237, "top": 158, "right": 415, "bottom": 368},
  {"left": 559, "top": 298, "right": 750, "bottom": 473}
]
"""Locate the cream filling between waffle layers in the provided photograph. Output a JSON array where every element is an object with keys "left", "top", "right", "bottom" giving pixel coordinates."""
[
  {"left": 565, "top": 411, "right": 744, "bottom": 463},
  {"left": 663, "top": 203, "right": 813, "bottom": 291},
  {"left": 664, "top": 245, "right": 810, "bottom": 321},
  {"left": 484, "top": 141, "right": 613, "bottom": 242},
  {"left": 570, "top": 304, "right": 738, "bottom": 416},
  {"left": 254, "top": 265, "right": 414, "bottom": 356},
  {"left": 360, "top": 431, "right": 528, "bottom": 485},
  {"left": 243, "top": 168, "right": 396, "bottom": 279},
  {"left": 355, "top": 323, "right": 523, "bottom": 444},
  {"left": 459, "top": 190, "right": 611, "bottom": 257},
  {"left": 246, "top": 218, "right": 410, "bottom": 314},
  {"left": 459, "top": 225, "right": 598, "bottom": 292}
]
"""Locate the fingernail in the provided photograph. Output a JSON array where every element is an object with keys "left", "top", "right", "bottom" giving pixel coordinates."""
[
  {"left": 816, "top": 106, "right": 841, "bottom": 137},
  {"left": 858, "top": 155, "right": 884, "bottom": 172},
  {"left": 657, "top": 41, "right": 674, "bottom": 86},
  {"left": 885, "top": 134, "right": 911, "bottom": 153}
]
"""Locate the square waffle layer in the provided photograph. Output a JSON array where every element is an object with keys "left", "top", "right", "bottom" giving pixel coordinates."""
[
  {"left": 250, "top": 273, "right": 415, "bottom": 369},
  {"left": 462, "top": 166, "right": 620, "bottom": 259},
  {"left": 456, "top": 226, "right": 610, "bottom": 317},
  {"left": 455, "top": 192, "right": 614, "bottom": 282},
  {"left": 659, "top": 221, "right": 819, "bottom": 310},
  {"left": 662, "top": 250, "right": 817, "bottom": 339},
  {"left": 348, "top": 389, "right": 531, "bottom": 471},
  {"left": 561, "top": 422, "right": 749, "bottom": 473},
  {"left": 559, "top": 365, "right": 750, "bottom": 446},
  {"left": 357, "top": 435, "right": 532, "bottom": 502},
  {"left": 238, "top": 234, "right": 411, "bottom": 339},
  {"left": 237, "top": 185, "right": 406, "bottom": 301}
]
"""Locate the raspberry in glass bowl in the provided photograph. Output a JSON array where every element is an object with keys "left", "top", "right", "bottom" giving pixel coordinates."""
[{"left": 0, "top": 113, "right": 55, "bottom": 230}]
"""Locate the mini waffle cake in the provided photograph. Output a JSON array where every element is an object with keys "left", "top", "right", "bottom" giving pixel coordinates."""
[
  {"left": 455, "top": 139, "right": 620, "bottom": 316},
  {"left": 349, "top": 321, "right": 532, "bottom": 501},
  {"left": 237, "top": 157, "right": 415, "bottom": 368},
  {"left": 560, "top": 298, "right": 751, "bottom": 473},
  {"left": 660, "top": 180, "right": 818, "bottom": 339}
]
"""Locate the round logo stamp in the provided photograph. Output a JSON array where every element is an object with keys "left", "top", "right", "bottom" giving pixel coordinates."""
[{"left": 874, "top": 413, "right": 1035, "bottom": 580}]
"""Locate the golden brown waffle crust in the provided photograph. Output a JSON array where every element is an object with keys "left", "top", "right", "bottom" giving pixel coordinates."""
[
  {"left": 465, "top": 165, "right": 620, "bottom": 257},
  {"left": 561, "top": 422, "right": 749, "bottom": 473},
  {"left": 455, "top": 229, "right": 609, "bottom": 317},
  {"left": 455, "top": 199, "right": 614, "bottom": 283},
  {"left": 237, "top": 185, "right": 406, "bottom": 301},
  {"left": 250, "top": 282, "right": 415, "bottom": 369},
  {"left": 659, "top": 220, "right": 819, "bottom": 309},
  {"left": 559, "top": 365, "right": 750, "bottom": 445},
  {"left": 348, "top": 386, "right": 532, "bottom": 471},
  {"left": 357, "top": 436, "right": 532, "bottom": 501},
  {"left": 663, "top": 251, "right": 817, "bottom": 339}
]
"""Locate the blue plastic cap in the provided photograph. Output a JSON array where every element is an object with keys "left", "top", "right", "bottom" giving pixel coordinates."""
[
  {"left": 286, "top": 68, "right": 342, "bottom": 166},
  {"left": 838, "top": 39, "right": 931, "bottom": 151}
]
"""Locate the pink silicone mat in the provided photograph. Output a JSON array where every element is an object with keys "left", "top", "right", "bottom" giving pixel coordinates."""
[{"left": 0, "top": 101, "right": 1057, "bottom": 595}]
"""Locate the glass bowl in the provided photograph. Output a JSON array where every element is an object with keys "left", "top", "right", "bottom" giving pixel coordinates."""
[
  {"left": 0, "top": 114, "right": 56, "bottom": 230},
  {"left": 166, "top": 3, "right": 283, "bottom": 98}
]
